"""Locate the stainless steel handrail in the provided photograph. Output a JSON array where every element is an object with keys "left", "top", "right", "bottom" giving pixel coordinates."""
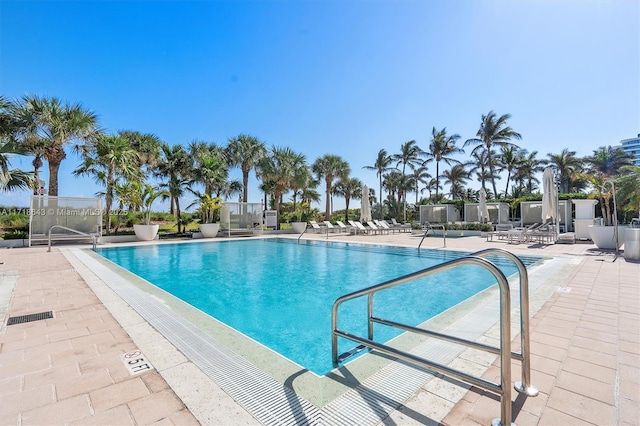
[
  {"left": 466, "top": 248, "right": 538, "bottom": 397},
  {"left": 418, "top": 222, "right": 446, "bottom": 248},
  {"left": 48, "top": 225, "right": 97, "bottom": 252},
  {"left": 297, "top": 224, "right": 308, "bottom": 241},
  {"left": 331, "top": 255, "right": 514, "bottom": 425}
]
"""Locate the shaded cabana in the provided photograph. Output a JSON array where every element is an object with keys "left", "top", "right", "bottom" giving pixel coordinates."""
[
  {"left": 464, "top": 202, "right": 510, "bottom": 224},
  {"left": 520, "top": 200, "right": 572, "bottom": 232},
  {"left": 219, "top": 202, "right": 264, "bottom": 237},
  {"left": 419, "top": 204, "right": 461, "bottom": 224}
]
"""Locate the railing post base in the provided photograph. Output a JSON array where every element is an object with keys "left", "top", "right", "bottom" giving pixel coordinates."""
[
  {"left": 491, "top": 419, "right": 515, "bottom": 426},
  {"left": 514, "top": 382, "right": 539, "bottom": 397}
]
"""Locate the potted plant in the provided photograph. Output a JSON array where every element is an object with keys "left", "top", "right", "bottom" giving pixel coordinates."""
[
  {"left": 198, "top": 194, "right": 224, "bottom": 238},
  {"left": 132, "top": 183, "right": 166, "bottom": 241},
  {"left": 291, "top": 202, "right": 309, "bottom": 233},
  {"left": 586, "top": 176, "right": 626, "bottom": 250}
]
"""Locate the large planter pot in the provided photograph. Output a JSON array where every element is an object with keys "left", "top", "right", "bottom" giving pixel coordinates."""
[
  {"left": 133, "top": 224, "right": 160, "bottom": 241},
  {"left": 291, "top": 222, "right": 307, "bottom": 233},
  {"left": 588, "top": 225, "right": 626, "bottom": 250},
  {"left": 199, "top": 223, "right": 220, "bottom": 238}
]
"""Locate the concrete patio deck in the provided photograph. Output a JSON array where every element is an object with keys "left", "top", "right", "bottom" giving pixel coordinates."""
[{"left": 0, "top": 233, "right": 638, "bottom": 425}]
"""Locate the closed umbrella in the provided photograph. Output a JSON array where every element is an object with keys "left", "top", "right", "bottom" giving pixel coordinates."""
[
  {"left": 541, "top": 167, "right": 558, "bottom": 226},
  {"left": 479, "top": 188, "right": 489, "bottom": 223},
  {"left": 360, "top": 185, "right": 372, "bottom": 222}
]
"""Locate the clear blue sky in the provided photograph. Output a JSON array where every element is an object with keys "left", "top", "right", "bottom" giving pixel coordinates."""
[{"left": 1, "top": 0, "right": 638, "bottom": 210}]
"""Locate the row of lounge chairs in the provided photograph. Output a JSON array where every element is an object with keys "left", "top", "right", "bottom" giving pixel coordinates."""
[
  {"left": 486, "top": 222, "right": 557, "bottom": 244},
  {"left": 307, "top": 219, "right": 412, "bottom": 236}
]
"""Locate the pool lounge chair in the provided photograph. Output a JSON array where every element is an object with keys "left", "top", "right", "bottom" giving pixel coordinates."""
[
  {"left": 390, "top": 218, "right": 412, "bottom": 233},
  {"left": 367, "top": 221, "right": 389, "bottom": 235},
  {"left": 507, "top": 223, "right": 544, "bottom": 244},
  {"left": 308, "top": 221, "right": 324, "bottom": 233},
  {"left": 375, "top": 220, "right": 400, "bottom": 234},
  {"left": 335, "top": 221, "right": 353, "bottom": 234},
  {"left": 323, "top": 221, "right": 339, "bottom": 233},
  {"left": 349, "top": 220, "right": 377, "bottom": 235}
]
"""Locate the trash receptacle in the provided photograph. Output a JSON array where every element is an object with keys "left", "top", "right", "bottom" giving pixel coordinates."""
[{"left": 624, "top": 227, "right": 640, "bottom": 261}]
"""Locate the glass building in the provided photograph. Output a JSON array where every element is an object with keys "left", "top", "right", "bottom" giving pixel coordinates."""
[{"left": 619, "top": 134, "right": 640, "bottom": 165}]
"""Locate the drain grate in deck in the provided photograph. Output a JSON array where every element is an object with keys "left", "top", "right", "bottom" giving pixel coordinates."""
[{"left": 7, "top": 311, "right": 53, "bottom": 326}]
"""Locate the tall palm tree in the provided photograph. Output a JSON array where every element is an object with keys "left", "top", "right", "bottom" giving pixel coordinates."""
[
  {"left": 11, "top": 95, "right": 100, "bottom": 196},
  {"left": 467, "top": 148, "right": 495, "bottom": 191},
  {"left": 226, "top": 134, "right": 267, "bottom": 203},
  {"left": 421, "top": 177, "right": 442, "bottom": 202},
  {"left": 546, "top": 148, "right": 584, "bottom": 193},
  {"left": 585, "top": 145, "right": 633, "bottom": 177},
  {"left": 426, "top": 127, "right": 463, "bottom": 200},
  {"left": 499, "top": 146, "right": 524, "bottom": 197},
  {"left": 393, "top": 140, "right": 425, "bottom": 176},
  {"left": 156, "top": 144, "right": 192, "bottom": 232},
  {"left": 290, "top": 162, "right": 312, "bottom": 213},
  {"left": 465, "top": 111, "right": 521, "bottom": 197},
  {"left": 333, "top": 177, "right": 363, "bottom": 222},
  {"left": 312, "top": 154, "right": 350, "bottom": 219},
  {"left": 514, "top": 150, "right": 544, "bottom": 194},
  {"left": 257, "top": 146, "right": 304, "bottom": 227},
  {"left": 441, "top": 164, "right": 470, "bottom": 200},
  {"left": 73, "top": 134, "right": 140, "bottom": 234},
  {"left": 119, "top": 130, "right": 162, "bottom": 173},
  {"left": 409, "top": 164, "right": 431, "bottom": 204},
  {"left": 362, "top": 149, "right": 394, "bottom": 219}
]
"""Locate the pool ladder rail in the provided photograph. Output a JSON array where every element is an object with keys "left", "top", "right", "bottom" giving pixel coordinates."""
[
  {"left": 418, "top": 222, "right": 446, "bottom": 248},
  {"left": 331, "top": 247, "right": 538, "bottom": 426}
]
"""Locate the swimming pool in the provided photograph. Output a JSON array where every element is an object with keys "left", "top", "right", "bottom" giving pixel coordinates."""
[{"left": 96, "top": 238, "right": 541, "bottom": 375}]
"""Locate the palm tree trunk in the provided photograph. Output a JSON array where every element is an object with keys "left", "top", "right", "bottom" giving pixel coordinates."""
[
  {"left": 47, "top": 160, "right": 62, "bottom": 196},
  {"left": 325, "top": 180, "right": 331, "bottom": 219}
]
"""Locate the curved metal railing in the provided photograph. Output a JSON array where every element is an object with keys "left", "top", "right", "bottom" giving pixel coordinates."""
[
  {"left": 418, "top": 222, "right": 446, "bottom": 248},
  {"left": 331, "top": 248, "right": 537, "bottom": 425}
]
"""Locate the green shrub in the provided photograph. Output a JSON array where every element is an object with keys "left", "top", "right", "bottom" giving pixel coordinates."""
[{"left": 2, "top": 230, "right": 28, "bottom": 240}]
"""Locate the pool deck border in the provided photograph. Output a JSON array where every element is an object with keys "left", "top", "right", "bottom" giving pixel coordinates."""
[{"left": 1, "top": 233, "right": 638, "bottom": 425}]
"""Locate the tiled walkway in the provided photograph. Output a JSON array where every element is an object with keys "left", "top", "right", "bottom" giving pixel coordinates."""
[
  {"left": 0, "top": 248, "right": 198, "bottom": 425},
  {"left": 0, "top": 235, "right": 639, "bottom": 425}
]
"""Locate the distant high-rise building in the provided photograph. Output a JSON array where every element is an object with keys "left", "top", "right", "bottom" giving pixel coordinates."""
[{"left": 619, "top": 134, "right": 640, "bottom": 166}]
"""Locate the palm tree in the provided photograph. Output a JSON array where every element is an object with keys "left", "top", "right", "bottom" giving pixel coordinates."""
[
  {"left": 514, "top": 150, "right": 544, "bottom": 194},
  {"left": 362, "top": 149, "right": 394, "bottom": 219},
  {"left": 421, "top": 177, "right": 442, "bottom": 202},
  {"left": 393, "top": 140, "right": 425, "bottom": 176},
  {"left": 426, "top": 127, "right": 463, "bottom": 200},
  {"left": 227, "top": 134, "right": 267, "bottom": 203},
  {"left": 465, "top": 111, "right": 521, "bottom": 197},
  {"left": 546, "top": 148, "right": 584, "bottom": 193},
  {"left": 441, "top": 164, "right": 470, "bottom": 200},
  {"left": 499, "top": 146, "right": 524, "bottom": 197},
  {"left": 119, "top": 130, "right": 162, "bottom": 173},
  {"left": 0, "top": 140, "right": 34, "bottom": 192},
  {"left": 333, "top": 177, "right": 363, "bottom": 222},
  {"left": 312, "top": 154, "right": 350, "bottom": 219},
  {"left": 156, "top": 144, "right": 192, "bottom": 232},
  {"left": 585, "top": 145, "right": 633, "bottom": 177},
  {"left": 467, "top": 148, "right": 495, "bottom": 191},
  {"left": 290, "top": 162, "right": 312, "bottom": 213},
  {"left": 257, "top": 146, "right": 304, "bottom": 227},
  {"left": 73, "top": 134, "right": 140, "bottom": 234},
  {"left": 617, "top": 165, "right": 640, "bottom": 218},
  {"left": 409, "top": 165, "right": 431, "bottom": 204},
  {"left": 12, "top": 95, "right": 99, "bottom": 196}
]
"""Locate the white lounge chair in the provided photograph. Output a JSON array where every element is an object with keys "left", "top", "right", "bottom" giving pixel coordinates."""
[
  {"left": 376, "top": 220, "right": 400, "bottom": 234},
  {"left": 335, "top": 221, "right": 353, "bottom": 234},
  {"left": 368, "top": 221, "right": 389, "bottom": 235},
  {"left": 349, "top": 220, "right": 376, "bottom": 235},
  {"left": 390, "top": 218, "right": 412, "bottom": 233},
  {"left": 323, "top": 221, "right": 339, "bottom": 233}
]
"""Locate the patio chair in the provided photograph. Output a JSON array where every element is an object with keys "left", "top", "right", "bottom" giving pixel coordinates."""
[
  {"left": 507, "top": 223, "right": 543, "bottom": 244},
  {"left": 308, "top": 221, "right": 323, "bottom": 233},
  {"left": 368, "top": 221, "right": 389, "bottom": 235},
  {"left": 323, "top": 221, "right": 339, "bottom": 233},
  {"left": 335, "top": 221, "right": 353, "bottom": 234},
  {"left": 375, "top": 220, "right": 400, "bottom": 234},
  {"left": 390, "top": 218, "right": 412, "bottom": 233},
  {"left": 349, "top": 220, "right": 376, "bottom": 235}
]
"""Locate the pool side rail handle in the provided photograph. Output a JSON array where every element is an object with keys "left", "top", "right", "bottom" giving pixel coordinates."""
[{"left": 331, "top": 248, "right": 539, "bottom": 426}]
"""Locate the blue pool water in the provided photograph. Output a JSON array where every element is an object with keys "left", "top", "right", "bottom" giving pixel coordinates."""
[{"left": 97, "top": 239, "right": 541, "bottom": 375}]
